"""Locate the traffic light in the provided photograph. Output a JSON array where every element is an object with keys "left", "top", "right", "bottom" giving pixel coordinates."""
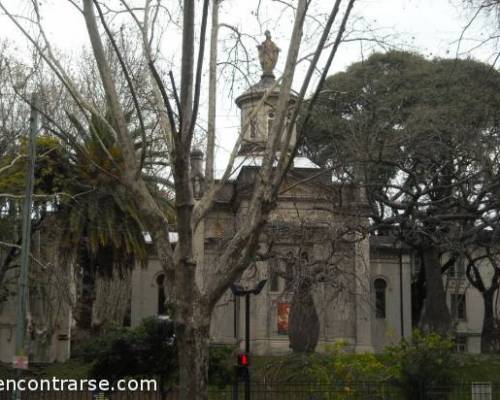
[
  {"left": 235, "top": 353, "right": 250, "bottom": 382},
  {"left": 237, "top": 353, "right": 250, "bottom": 367}
]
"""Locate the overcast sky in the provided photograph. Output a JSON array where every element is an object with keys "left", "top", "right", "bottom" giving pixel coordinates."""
[{"left": 0, "top": 0, "right": 496, "bottom": 167}]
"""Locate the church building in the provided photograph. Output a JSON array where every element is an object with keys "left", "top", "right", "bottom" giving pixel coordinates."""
[{"left": 130, "top": 32, "right": 413, "bottom": 355}]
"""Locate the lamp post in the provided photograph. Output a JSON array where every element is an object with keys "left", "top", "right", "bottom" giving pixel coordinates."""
[
  {"left": 12, "top": 94, "right": 38, "bottom": 400},
  {"left": 230, "top": 279, "right": 267, "bottom": 400}
]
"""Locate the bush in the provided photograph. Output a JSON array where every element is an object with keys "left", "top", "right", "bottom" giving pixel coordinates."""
[
  {"left": 208, "top": 345, "right": 234, "bottom": 387},
  {"left": 89, "top": 317, "right": 177, "bottom": 397},
  {"left": 307, "top": 341, "right": 396, "bottom": 385},
  {"left": 72, "top": 324, "right": 130, "bottom": 363},
  {"left": 291, "top": 342, "right": 397, "bottom": 400},
  {"left": 385, "top": 330, "right": 456, "bottom": 400},
  {"left": 79, "top": 318, "right": 234, "bottom": 393},
  {"left": 290, "top": 333, "right": 456, "bottom": 399}
]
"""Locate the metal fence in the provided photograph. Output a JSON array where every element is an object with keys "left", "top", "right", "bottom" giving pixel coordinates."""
[
  {"left": 1, "top": 382, "right": 500, "bottom": 400},
  {"left": 210, "top": 382, "right": 500, "bottom": 400}
]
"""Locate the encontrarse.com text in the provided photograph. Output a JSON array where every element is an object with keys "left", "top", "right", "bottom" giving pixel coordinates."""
[{"left": 0, "top": 378, "right": 157, "bottom": 392}]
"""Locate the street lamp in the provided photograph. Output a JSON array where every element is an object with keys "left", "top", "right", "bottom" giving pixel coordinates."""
[{"left": 230, "top": 279, "right": 267, "bottom": 400}]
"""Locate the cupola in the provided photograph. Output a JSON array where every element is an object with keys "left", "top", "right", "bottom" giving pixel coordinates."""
[{"left": 235, "top": 31, "right": 297, "bottom": 155}]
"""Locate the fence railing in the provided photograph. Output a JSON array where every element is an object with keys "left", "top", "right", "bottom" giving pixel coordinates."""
[
  {"left": 209, "top": 382, "right": 500, "bottom": 400},
  {"left": 1, "top": 382, "right": 500, "bottom": 400}
]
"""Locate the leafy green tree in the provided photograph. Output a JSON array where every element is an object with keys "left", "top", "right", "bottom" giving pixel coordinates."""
[{"left": 303, "top": 51, "right": 500, "bottom": 335}]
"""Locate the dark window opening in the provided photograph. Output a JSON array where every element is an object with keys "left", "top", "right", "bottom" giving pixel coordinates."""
[
  {"left": 270, "top": 269, "right": 280, "bottom": 292},
  {"left": 451, "top": 293, "right": 466, "bottom": 321},
  {"left": 156, "top": 273, "right": 167, "bottom": 316},
  {"left": 454, "top": 335, "right": 467, "bottom": 352},
  {"left": 374, "top": 278, "right": 387, "bottom": 319},
  {"left": 269, "top": 258, "right": 280, "bottom": 292},
  {"left": 123, "top": 301, "right": 131, "bottom": 327}
]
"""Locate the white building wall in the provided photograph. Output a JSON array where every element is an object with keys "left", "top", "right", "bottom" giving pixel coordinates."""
[
  {"left": 443, "top": 252, "right": 499, "bottom": 354},
  {"left": 131, "top": 258, "right": 163, "bottom": 327},
  {"left": 445, "top": 277, "right": 483, "bottom": 353},
  {"left": 370, "top": 251, "right": 412, "bottom": 352}
]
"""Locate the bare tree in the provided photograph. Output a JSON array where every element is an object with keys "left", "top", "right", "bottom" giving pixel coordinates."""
[{"left": 268, "top": 221, "right": 367, "bottom": 353}]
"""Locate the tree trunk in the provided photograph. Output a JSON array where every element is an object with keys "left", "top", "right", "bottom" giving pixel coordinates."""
[
  {"left": 74, "top": 248, "right": 95, "bottom": 339},
  {"left": 481, "top": 289, "right": 498, "bottom": 353},
  {"left": 176, "top": 316, "right": 211, "bottom": 400},
  {"left": 411, "top": 258, "right": 426, "bottom": 328},
  {"left": 289, "top": 281, "right": 320, "bottom": 353},
  {"left": 419, "top": 246, "right": 451, "bottom": 335},
  {"left": 93, "top": 270, "right": 131, "bottom": 330}
]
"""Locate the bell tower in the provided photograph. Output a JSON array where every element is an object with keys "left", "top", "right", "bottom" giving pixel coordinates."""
[{"left": 235, "top": 31, "right": 297, "bottom": 155}]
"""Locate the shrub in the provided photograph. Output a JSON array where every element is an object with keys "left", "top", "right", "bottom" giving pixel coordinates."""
[
  {"left": 302, "top": 341, "right": 397, "bottom": 400},
  {"left": 208, "top": 345, "right": 234, "bottom": 387},
  {"left": 385, "top": 330, "right": 456, "bottom": 400},
  {"left": 307, "top": 341, "right": 395, "bottom": 385},
  {"left": 80, "top": 318, "right": 234, "bottom": 394},
  {"left": 89, "top": 317, "right": 177, "bottom": 397},
  {"left": 72, "top": 324, "right": 130, "bottom": 363}
]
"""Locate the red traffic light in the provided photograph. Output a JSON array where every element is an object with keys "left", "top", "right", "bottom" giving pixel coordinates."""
[{"left": 237, "top": 353, "right": 250, "bottom": 367}]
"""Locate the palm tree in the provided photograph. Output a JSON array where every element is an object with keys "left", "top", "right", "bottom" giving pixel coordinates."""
[{"left": 55, "top": 111, "right": 168, "bottom": 337}]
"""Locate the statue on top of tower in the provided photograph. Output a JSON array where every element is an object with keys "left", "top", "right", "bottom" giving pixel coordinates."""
[{"left": 257, "top": 30, "right": 280, "bottom": 79}]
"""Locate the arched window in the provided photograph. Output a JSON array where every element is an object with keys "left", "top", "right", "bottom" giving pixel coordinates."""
[
  {"left": 156, "top": 273, "right": 167, "bottom": 316},
  {"left": 250, "top": 118, "right": 257, "bottom": 138},
  {"left": 374, "top": 278, "right": 387, "bottom": 319},
  {"left": 269, "top": 258, "right": 280, "bottom": 292}
]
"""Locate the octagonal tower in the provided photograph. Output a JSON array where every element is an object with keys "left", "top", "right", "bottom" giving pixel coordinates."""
[{"left": 235, "top": 31, "right": 297, "bottom": 155}]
